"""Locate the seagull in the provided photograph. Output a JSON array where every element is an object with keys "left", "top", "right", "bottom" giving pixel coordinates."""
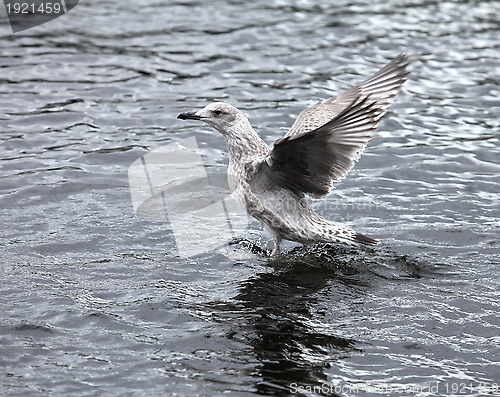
[{"left": 178, "top": 54, "right": 410, "bottom": 256}]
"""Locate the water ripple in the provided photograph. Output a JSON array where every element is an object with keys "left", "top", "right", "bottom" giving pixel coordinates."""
[{"left": 1, "top": 0, "right": 499, "bottom": 395}]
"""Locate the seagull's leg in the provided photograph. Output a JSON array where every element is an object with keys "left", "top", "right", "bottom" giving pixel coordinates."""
[{"left": 271, "top": 235, "right": 282, "bottom": 257}]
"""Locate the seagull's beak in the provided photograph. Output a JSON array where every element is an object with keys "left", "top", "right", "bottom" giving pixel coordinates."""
[{"left": 177, "top": 111, "right": 202, "bottom": 121}]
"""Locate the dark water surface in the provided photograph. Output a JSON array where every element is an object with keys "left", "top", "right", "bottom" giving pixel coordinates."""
[{"left": 1, "top": 1, "right": 499, "bottom": 396}]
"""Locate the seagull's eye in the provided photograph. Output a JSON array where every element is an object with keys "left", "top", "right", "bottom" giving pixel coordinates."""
[{"left": 212, "top": 109, "right": 223, "bottom": 116}]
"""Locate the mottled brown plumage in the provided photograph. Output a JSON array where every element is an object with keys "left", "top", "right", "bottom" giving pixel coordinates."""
[{"left": 178, "top": 54, "right": 410, "bottom": 255}]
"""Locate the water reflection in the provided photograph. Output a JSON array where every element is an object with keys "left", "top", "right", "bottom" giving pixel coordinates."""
[
  {"left": 205, "top": 244, "right": 430, "bottom": 394},
  {"left": 233, "top": 257, "right": 358, "bottom": 395}
]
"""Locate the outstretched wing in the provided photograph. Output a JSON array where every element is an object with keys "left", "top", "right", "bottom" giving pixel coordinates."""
[
  {"left": 256, "top": 54, "right": 410, "bottom": 198},
  {"left": 285, "top": 54, "right": 410, "bottom": 140}
]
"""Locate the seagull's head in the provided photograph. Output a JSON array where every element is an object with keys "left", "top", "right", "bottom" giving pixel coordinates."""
[{"left": 177, "top": 102, "right": 248, "bottom": 135}]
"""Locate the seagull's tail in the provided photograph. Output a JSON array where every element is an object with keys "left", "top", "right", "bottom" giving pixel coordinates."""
[
  {"left": 326, "top": 229, "right": 379, "bottom": 247},
  {"left": 352, "top": 231, "right": 379, "bottom": 246},
  {"left": 313, "top": 217, "right": 379, "bottom": 247}
]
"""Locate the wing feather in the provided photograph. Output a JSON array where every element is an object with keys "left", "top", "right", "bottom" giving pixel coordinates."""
[
  {"left": 285, "top": 54, "right": 410, "bottom": 140},
  {"left": 255, "top": 55, "right": 410, "bottom": 198}
]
